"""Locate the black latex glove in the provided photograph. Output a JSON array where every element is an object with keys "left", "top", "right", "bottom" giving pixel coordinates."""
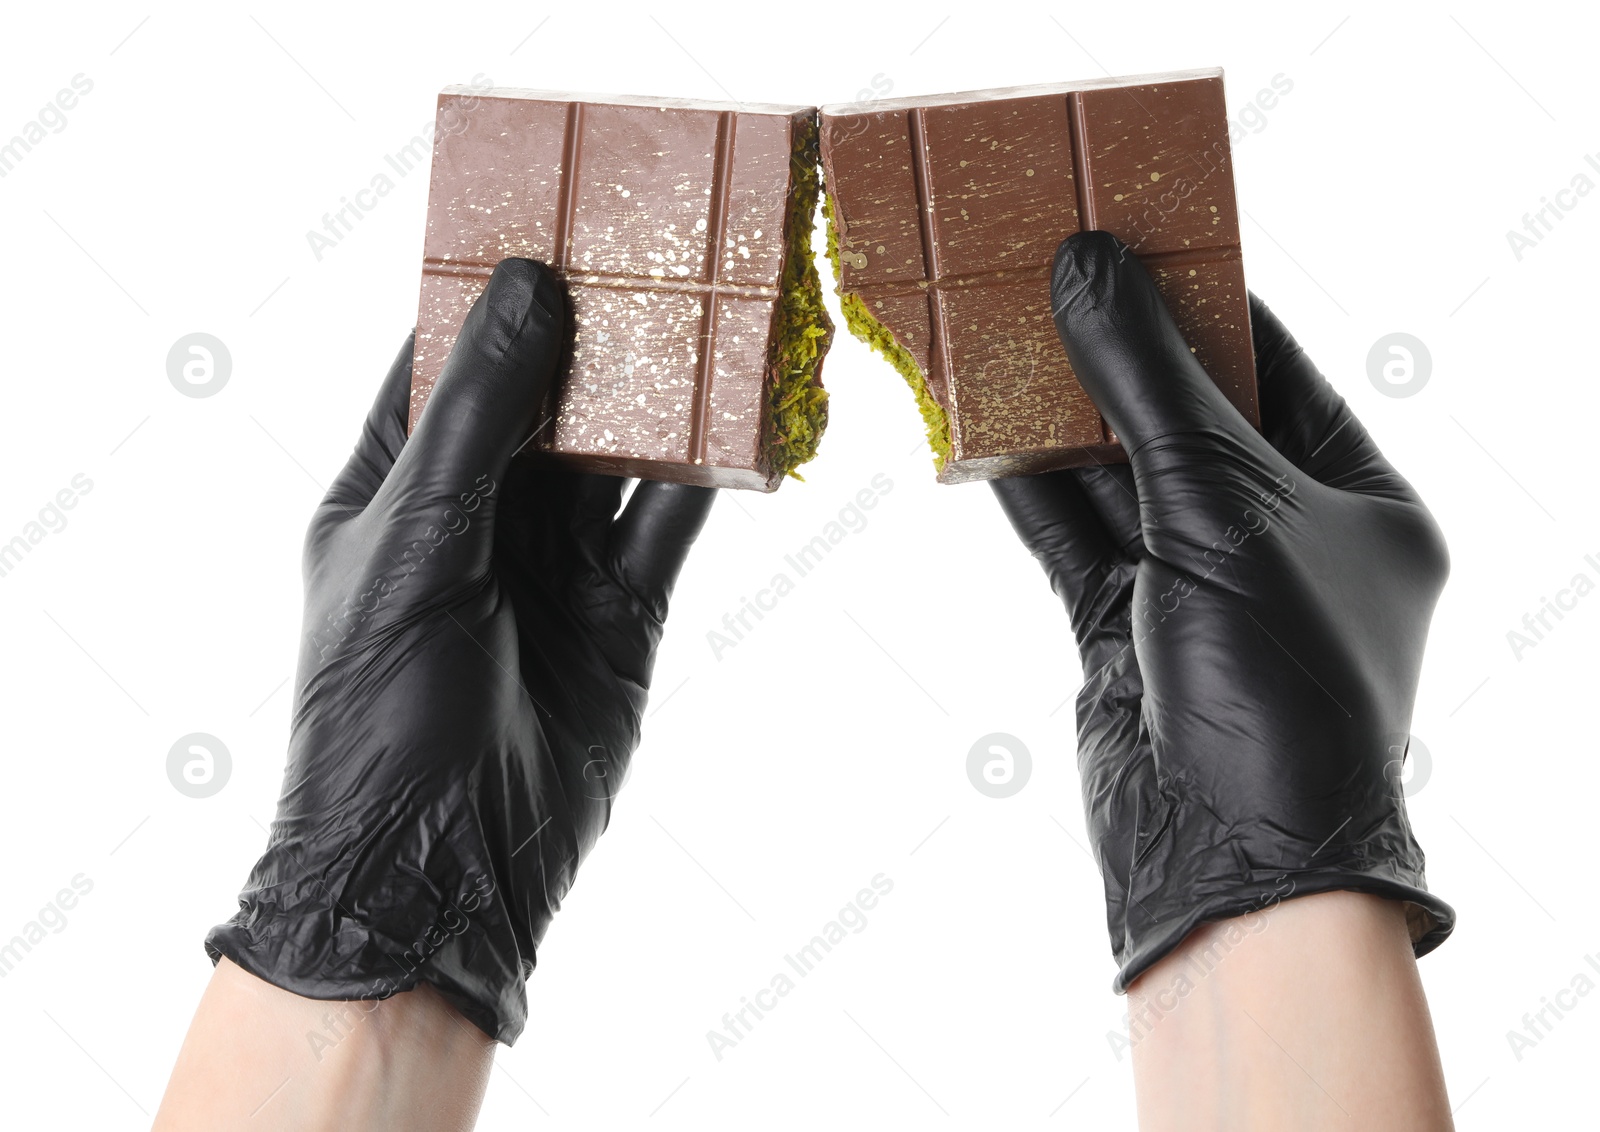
[
  {"left": 993, "top": 232, "right": 1453, "bottom": 991},
  {"left": 207, "top": 260, "right": 715, "bottom": 1042}
]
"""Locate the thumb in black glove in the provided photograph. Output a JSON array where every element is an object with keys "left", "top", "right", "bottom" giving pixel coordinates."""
[
  {"left": 993, "top": 231, "right": 1453, "bottom": 990},
  {"left": 207, "top": 259, "right": 715, "bottom": 1041}
]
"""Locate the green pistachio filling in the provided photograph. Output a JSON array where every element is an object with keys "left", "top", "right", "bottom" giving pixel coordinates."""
[{"left": 764, "top": 119, "right": 833, "bottom": 481}]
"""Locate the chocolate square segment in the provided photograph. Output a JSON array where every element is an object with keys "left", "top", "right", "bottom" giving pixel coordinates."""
[
  {"left": 821, "top": 69, "right": 1257, "bottom": 484},
  {"left": 816, "top": 112, "right": 927, "bottom": 286},
  {"left": 567, "top": 105, "right": 717, "bottom": 280},
  {"left": 718, "top": 117, "right": 796, "bottom": 288},
  {"left": 1073, "top": 81, "right": 1242, "bottom": 255},
  {"left": 412, "top": 88, "right": 831, "bottom": 491},
  {"left": 940, "top": 280, "right": 1104, "bottom": 461},
  {"left": 921, "top": 95, "right": 1080, "bottom": 277}
]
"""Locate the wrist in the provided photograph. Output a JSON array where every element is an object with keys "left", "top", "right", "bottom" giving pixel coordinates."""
[{"left": 155, "top": 958, "right": 493, "bottom": 1132}]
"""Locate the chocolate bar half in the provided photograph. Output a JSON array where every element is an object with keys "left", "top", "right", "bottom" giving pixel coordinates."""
[
  {"left": 411, "top": 88, "right": 833, "bottom": 491},
  {"left": 819, "top": 69, "right": 1257, "bottom": 484}
]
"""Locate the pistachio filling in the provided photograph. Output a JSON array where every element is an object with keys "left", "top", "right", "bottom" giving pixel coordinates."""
[{"left": 764, "top": 118, "right": 833, "bottom": 481}]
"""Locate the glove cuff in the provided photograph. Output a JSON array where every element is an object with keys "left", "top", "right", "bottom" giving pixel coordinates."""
[{"left": 1110, "top": 865, "right": 1455, "bottom": 994}]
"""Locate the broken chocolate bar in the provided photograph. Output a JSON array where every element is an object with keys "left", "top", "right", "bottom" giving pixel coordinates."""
[
  {"left": 411, "top": 88, "right": 833, "bottom": 491},
  {"left": 819, "top": 68, "right": 1257, "bottom": 483}
]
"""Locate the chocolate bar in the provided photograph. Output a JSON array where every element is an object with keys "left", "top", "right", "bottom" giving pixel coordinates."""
[
  {"left": 819, "top": 69, "right": 1257, "bottom": 483},
  {"left": 411, "top": 88, "right": 833, "bottom": 491}
]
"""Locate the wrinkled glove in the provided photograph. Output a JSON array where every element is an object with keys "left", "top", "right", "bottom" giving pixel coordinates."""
[
  {"left": 207, "top": 259, "right": 715, "bottom": 1042},
  {"left": 993, "top": 231, "right": 1454, "bottom": 991}
]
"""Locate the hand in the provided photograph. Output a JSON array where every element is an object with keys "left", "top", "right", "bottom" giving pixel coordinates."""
[
  {"left": 206, "top": 260, "right": 715, "bottom": 1042},
  {"left": 993, "top": 232, "right": 1453, "bottom": 989}
]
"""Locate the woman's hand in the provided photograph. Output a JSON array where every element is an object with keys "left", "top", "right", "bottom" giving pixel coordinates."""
[
  {"left": 206, "top": 258, "right": 715, "bottom": 1043},
  {"left": 993, "top": 232, "right": 1453, "bottom": 989}
]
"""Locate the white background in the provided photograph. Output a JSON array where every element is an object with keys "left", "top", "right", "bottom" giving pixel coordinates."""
[{"left": 1, "top": 1, "right": 1595, "bottom": 1127}]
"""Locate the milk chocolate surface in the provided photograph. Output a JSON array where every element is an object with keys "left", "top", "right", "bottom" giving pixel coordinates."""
[
  {"left": 820, "top": 69, "right": 1257, "bottom": 483},
  {"left": 412, "top": 88, "right": 830, "bottom": 491}
]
